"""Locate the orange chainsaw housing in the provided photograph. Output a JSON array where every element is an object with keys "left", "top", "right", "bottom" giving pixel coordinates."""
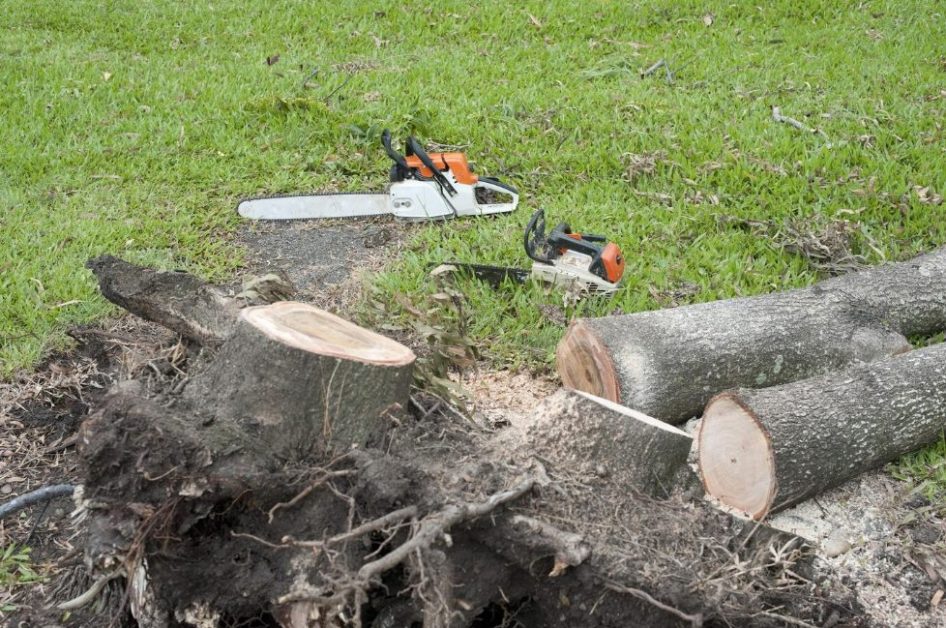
[
  {"left": 405, "top": 153, "right": 478, "bottom": 185},
  {"left": 560, "top": 234, "right": 625, "bottom": 284},
  {"left": 599, "top": 242, "right": 625, "bottom": 283}
]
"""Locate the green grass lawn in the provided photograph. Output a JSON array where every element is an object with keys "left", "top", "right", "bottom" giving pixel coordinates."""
[{"left": 2, "top": 0, "right": 944, "bottom": 378}]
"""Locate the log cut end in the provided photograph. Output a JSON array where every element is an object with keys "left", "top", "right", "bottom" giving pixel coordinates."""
[
  {"left": 696, "top": 394, "right": 775, "bottom": 520},
  {"left": 556, "top": 320, "right": 621, "bottom": 402},
  {"left": 242, "top": 302, "right": 416, "bottom": 366}
]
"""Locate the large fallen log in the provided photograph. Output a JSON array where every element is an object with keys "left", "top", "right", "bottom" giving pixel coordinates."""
[
  {"left": 86, "top": 255, "right": 293, "bottom": 346},
  {"left": 696, "top": 341, "right": 946, "bottom": 519},
  {"left": 557, "top": 247, "right": 946, "bottom": 422},
  {"left": 70, "top": 257, "right": 863, "bottom": 627}
]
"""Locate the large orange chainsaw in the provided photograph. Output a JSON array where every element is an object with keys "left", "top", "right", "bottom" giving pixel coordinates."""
[{"left": 237, "top": 130, "right": 519, "bottom": 221}]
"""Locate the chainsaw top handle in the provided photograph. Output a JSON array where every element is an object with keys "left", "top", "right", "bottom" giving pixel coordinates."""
[
  {"left": 382, "top": 129, "right": 413, "bottom": 181},
  {"left": 524, "top": 209, "right": 554, "bottom": 264},
  {"left": 406, "top": 136, "right": 458, "bottom": 196}
]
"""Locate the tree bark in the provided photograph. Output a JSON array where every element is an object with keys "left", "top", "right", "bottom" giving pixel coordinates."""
[
  {"left": 184, "top": 302, "right": 416, "bottom": 458},
  {"left": 696, "top": 341, "right": 946, "bottom": 520},
  {"left": 557, "top": 247, "right": 946, "bottom": 423},
  {"left": 520, "top": 389, "right": 694, "bottom": 497},
  {"left": 86, "top": 255, "right": 294, "bottom": 346},
  {"left": 86, "top": 255, "right": 244, "bottom": 346}
]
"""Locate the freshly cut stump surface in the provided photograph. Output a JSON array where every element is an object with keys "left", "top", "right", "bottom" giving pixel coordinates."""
[{"left": 186, "top": 302, "right": 416, "bottom": 457}]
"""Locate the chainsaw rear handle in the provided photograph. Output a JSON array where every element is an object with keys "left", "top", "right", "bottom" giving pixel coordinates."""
[{"left": 475, "top": 176, "right": 518, "bottom": 197}]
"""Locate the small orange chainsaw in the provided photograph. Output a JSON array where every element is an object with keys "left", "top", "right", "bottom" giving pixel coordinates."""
[{"left": 443, "top": 209, "right": 625, "bottom": 294}]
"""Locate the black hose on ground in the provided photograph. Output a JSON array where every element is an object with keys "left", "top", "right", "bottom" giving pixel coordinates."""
[{"left": 0, "top": 484, "right": 75, "bottom": 520}]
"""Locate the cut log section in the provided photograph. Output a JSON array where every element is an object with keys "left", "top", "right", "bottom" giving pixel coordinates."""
[
  {"left": 524, "top": 389, "right": 693, "bottom": 496},
  {"left": 185, "top": 302, "right": 416, "bottom": 457},
  {"left": 557, "top": 247, "right": 946, "bottom": 422},
  {"left": 696, "top": 341, "right": 946, "bottom": 519}
]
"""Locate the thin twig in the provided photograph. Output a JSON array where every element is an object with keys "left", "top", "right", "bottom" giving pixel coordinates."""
[
  {"left": 267, "top": 469, "right": 356, "bottom": 523},
  {"left": 324, "top": 74, "right": 353, "bottom": 102},
  {"left": 301, "top": 66, "right": 319, "bottom": 88},
  {"left": 325, "top": 506, "right": 419, "bottom": 546},
  {"left": 771, "top": 106, "right": 830, "bottom": 143},
  {"left": 755, "top": 610, "right": 819, "bottom": 628},
  {"left": 641, "top": 59, "right": 666, "bottom": 78},
  {"left": 357, "top": 469, "right": 540, "bottom": 583},
  {"left": 231, "top": 531, "right": 287, "bottom": 550},
  {"left": 603, "top": 580, "right": 704, "bottom": 627}
]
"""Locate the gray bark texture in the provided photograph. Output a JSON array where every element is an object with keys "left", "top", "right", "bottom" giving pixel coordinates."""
[
  {"left": 86, "top": 255, "right": 294, "bottom": 346},
  {"left": 520, "top": 389, "right": 694, "bottom": 497},
  {"left": 87, "top": 255, "right": 243, "bottom": 346},
  {"left": 557, "top": 247, "right": 946, "bottom": 423},
  {"left": 184, "top": 305, "right": 415, "bottom": 459},
  {"left": 702, "top": 341, "right": 946, "bottom": 517}
]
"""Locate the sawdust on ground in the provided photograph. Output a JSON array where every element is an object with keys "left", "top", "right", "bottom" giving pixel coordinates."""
[{"left": 769, "top": 471, "right": 946, "bottom": 628}]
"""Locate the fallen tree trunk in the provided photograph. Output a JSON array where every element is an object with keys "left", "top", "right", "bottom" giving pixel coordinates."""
[
  {"left": 70, "top": 256, "right": 864, "bottom": 627},
  {"left": 696, "top": 341, "right": 946, "bottom": 519},
  {"left": 557, "top": 247, "right": 946, "bottom": 422},
  {"left": 519, "top": 389, "right": 694, "bottom": 497}
]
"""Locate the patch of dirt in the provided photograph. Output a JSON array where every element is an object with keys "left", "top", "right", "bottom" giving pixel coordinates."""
[
  {"left": 0, "top": 317, "right": 191, "bottom": 626},
  {"left": 238, "top": 218, "right": 412, "bottom": 313},
  {"left": 769, "top": 471, "right": 946, "bottom": 628}
]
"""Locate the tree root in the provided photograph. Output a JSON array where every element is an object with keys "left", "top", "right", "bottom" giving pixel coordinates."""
[
  {"left": 55, "top": 571, "right": 123, "bottom": 611},
  {"left": 276, "top": 463, "right": 559, "bottom": 626}
]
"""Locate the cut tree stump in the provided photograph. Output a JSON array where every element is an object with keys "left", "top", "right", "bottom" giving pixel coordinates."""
[
  {"left": 696, "top": 341, "right": 946, "bottom": 519},
  {"left": 522, "top": 389, "right": 694, "bottom": 497},
  {"left": 557, "top": 247, "right": 946, "bottom": 422},
  {"left": 185, "top": 302, "right": 416, "bottom": 457}
]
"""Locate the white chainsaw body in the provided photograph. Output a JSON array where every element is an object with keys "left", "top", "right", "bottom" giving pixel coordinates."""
[
  {"left": 389, "top": 172, "right": 519, "bottom": 220},
  {"left": 530, "top": 251, "right": 621, "bottom": 294}
]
